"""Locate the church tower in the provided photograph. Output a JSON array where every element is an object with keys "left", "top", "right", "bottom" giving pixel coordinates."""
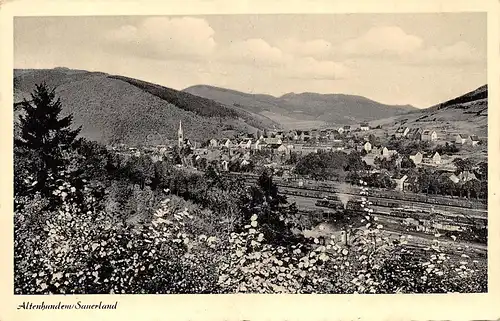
[{"left": 178, "top": 120, "right": 184, "bottom": 147}]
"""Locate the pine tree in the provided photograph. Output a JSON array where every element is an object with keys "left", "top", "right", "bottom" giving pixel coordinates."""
[{"left": 15, "top": 82, "right": 81, "bottom": 189}]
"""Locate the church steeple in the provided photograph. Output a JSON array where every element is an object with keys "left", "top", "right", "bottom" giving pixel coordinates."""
[{"left": 178, "top": 120, "right": 184, "bottom": 147}]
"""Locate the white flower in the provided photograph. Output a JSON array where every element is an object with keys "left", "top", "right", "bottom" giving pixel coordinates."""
[
  {"left": 342, "top": 249, "right": 349, "bottom": 255},
  {"left": 250, "top": 214, "right": 258, "bottom": 221},
  {"left": 250, "top": 220, "right": 258, "bottom": 227}
]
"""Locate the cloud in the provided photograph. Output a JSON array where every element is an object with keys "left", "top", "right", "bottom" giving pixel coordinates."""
[
  {"left": 104, "top": 17, "right": 216, "bottom": 60},
  {"left": 285, "top": 57, "right": 349, "bottom": 80},
  {"left": 219, "top": 38, "right": 347, "bottom": 80},
  {"left": 278, "top": 38, "right": 332, "bottom": 59},
  {"left": 339, "top": 26, "right": 484, "bottom": 65},
  {"left": 413, "top": 41, "right": 483, "bottom": 64},
  {"left": 341, "top": 26, "right": 424, "bottom": 56},
  {"left": 221, "top": 38, "right": 287, "bottom": 66}
]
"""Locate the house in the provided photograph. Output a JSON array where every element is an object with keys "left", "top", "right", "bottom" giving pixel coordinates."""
[
  {"left": 209, "top": 139, "right": 218, "bottom": 148},
  {"left": 239, "top": 139, "right": 252, "bottom": 149},
  {"left": 264, "top": 137, "right": 282, "bottom": 145},
  {"left": 310, "top": 129, "right": 320, "bottom": 139},
  {"left": 388, "top": 149, "right": 398, "bottom": 158},
  {"left": 343, "top": 125, "right": 351, "bottom": 133},
  {"left": 421, "top": 152, "right": 441, "bottom": 165},
  {"left": 221, "top": 160, "right": 229, "bottom": 172},
  {"left": 297, "top": 130, "right": 312, "bottom": 141},
  {"left": 407, "top": 128, "right": 423, "bottom": 140},
  {"left": 360, "top": 122, "right": 370, "bottom": 131},
  {"left": 421, "top": 130, "right": 438, "bottom": 142},
  {"left": 362, "top": 154, "right": 377, "bottom": 167},
  {"left": 448, "top": 173, "right": 460, "bottom": 183},
  {"left": 455, "top": 134, "right": 467, "bottom": 145},
  {"left": 395, "top": 126, "right": 410, "bottom": 138},
  {"left": 325, "top": 129, "right": 335, "bottom": 140},
  {"left": 457, "top": 171, "right": 478, "bottom": 182},
  {"left": 393, "top": 174, "right": 408, "bottom": 192},
  {"left": 332, "top": 140, "right": 345, "bottom": 150},
  {"left": 222, "top": 139, "right": 233, "bottom": 149},
  {"left": 337, "top": 127, "right": 345, "bottom": 134},
  {"left": 271, "top": 144, "right": 289, "bottom": 154},
  {"left": 275, "top": 131, "right": 284, "bottom": 139},
  {"left": 286, "top": 130, "right": 298, "bottom": 140},
  {"left": 370, "top": 146, "right": 381, "bottom": 155},
  {"left": 431, "top": 151, "right": 441, "bottom": 165},
  {"left": 468, "top": 135, "right": 480, "bottom": 146},
  {"left": 252, "top": 139, "right": 262, "bottom": 150},
  {"left": 409, "top": 151, "right": 423, "bottom": 165}
]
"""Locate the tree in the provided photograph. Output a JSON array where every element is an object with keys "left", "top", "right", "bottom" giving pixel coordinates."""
[
  {"left": 474, "top": 161, "right": 488, "bottom": 181},
  {"left": 345, "top": 151, "right": 366, "bottom": 172},
  {"left": 400, "top": 155, "right": 416, "bottom": 169},
  {"left": 452, "top": 158, "right": 474, "bottom": 174},
  {"left": 240, "top": 170, "right": 300, "bottom": 245},
  {"left": 15, "top": 82, "right": 81, "bottom": 192}
]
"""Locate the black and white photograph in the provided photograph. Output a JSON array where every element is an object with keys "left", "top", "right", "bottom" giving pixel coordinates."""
[{"left": 11, "top": 11, "right": 490, "bottom": 296}]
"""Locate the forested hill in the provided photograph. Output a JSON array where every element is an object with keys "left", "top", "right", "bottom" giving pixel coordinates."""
[{"left": 14, "top": 68, "right": 278, "bottom": 145}]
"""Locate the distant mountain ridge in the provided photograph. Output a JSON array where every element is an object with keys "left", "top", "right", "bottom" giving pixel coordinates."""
[
  {"left": 183, "top": 84, "right": 417, "bottom": 129},
  {"left": 13, "top": 68, "right": 278, "bottom": 145}
]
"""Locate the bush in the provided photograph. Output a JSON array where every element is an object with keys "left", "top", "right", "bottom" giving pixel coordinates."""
[{"left": 15, "top": 178, "right": 486, "bottom": 294}]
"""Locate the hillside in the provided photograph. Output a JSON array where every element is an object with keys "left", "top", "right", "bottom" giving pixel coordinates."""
[
  {"left": 183, "top": 85, "right": 417, "bottom": 129},
  {"left": 13, "top": 68, "right": 277, "bottom": 145},
  {"left": 371, "top": 85, "right": 488, "bottom": 138}
]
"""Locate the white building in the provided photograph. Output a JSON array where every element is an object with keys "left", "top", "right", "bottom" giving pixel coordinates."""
[
  {"left": 360, "top": 122, "right": 370, "bottom": 131},
  {"left": 395, "top": 127, "right": 410, "bottom": 138},
  {"left": 363, "top": 141, "right": 372, "bottom": 152},
  {"left": 455, "top": 134, "right": 467, "bottom": 145},
  {"left": 421, "top": 130, "right": 438, "bottom": 142}
]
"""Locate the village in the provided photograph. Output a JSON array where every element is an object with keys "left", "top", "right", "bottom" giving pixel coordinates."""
[{"left": 107, "top": 120, "right": 487, "bottom": 198}]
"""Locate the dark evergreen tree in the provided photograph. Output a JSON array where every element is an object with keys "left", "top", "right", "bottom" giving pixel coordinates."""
[{"left": 15, "top": 82, "right": 81, "bottom": 193}]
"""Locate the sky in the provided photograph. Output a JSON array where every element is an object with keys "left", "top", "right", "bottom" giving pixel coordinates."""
[{"left": 14, "top": 14, "right": 487, "bottom": 108}]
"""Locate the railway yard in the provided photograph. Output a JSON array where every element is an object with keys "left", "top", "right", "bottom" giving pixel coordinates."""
[{"left": 224, "top": 173, "right": 488, "bottom": 262}]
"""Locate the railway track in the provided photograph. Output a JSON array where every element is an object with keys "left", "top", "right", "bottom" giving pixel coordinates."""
[
  {"left": 227, "top": 174, "right": 487, "bottom": 218},
  {"left": 225, "top": 173, "right": 488, "bottom": 260}
]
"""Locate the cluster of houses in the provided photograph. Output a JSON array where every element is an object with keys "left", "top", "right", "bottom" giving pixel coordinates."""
[
  {"left": 454, "top": 133, "right": 481, "bottom": 146},
  {"left": 394, "top": 126, "right": 482, "bottom": 146},
  {"left": 394, "top": 127, "right": 438, "bottom": 141},
  {"left": 207, "top": 122, "right": 373, "bottom": 151},
  {"left": 393, "top": 169, "right": 480, "bottom": 193}
]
